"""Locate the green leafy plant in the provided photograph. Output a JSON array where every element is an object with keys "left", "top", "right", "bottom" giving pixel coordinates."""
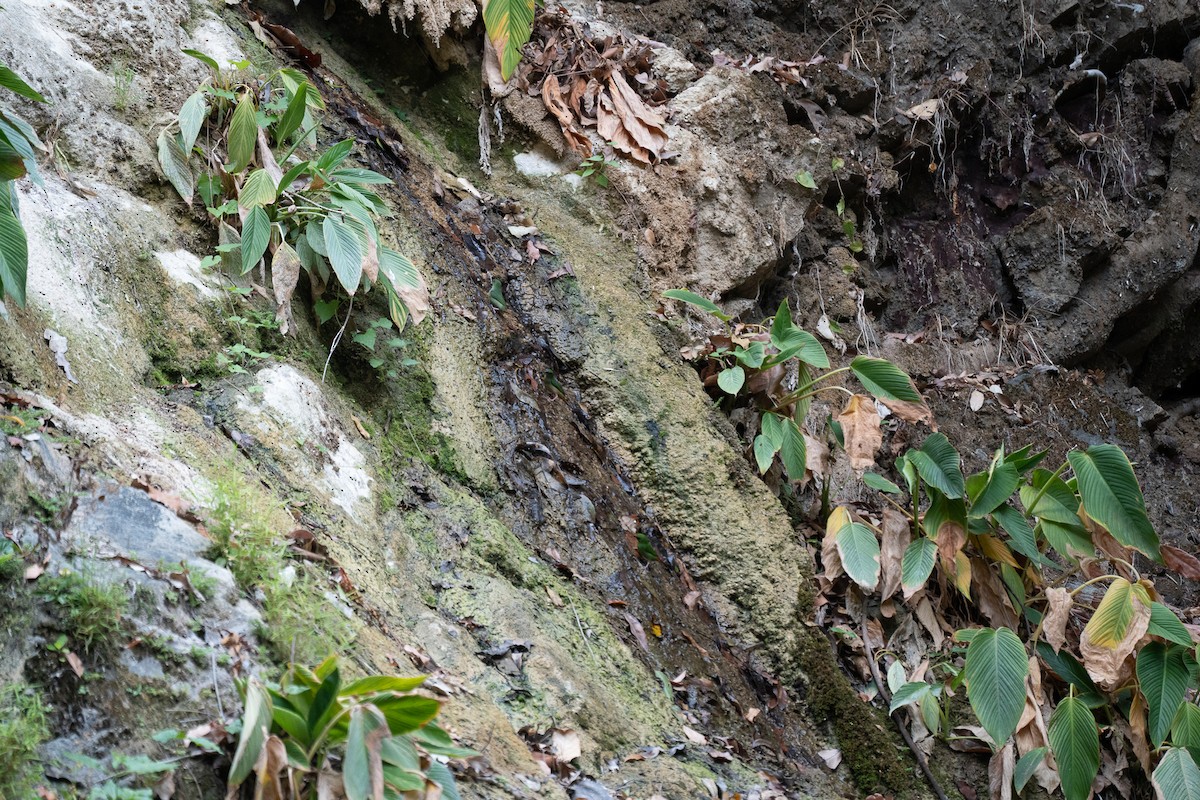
[
  {"left": 227, "top": 655, "right": 473, "bottom": 799},
  {"left": 663, "top": 290, "right": 928, "bottom": 482},
  {"left": 41, "top": 571, "right": 128, "bottom": 652},
  {"left": 575, "top": 151, "right": 618, "bottom": 187},
  {"left": 157, "top": 55, "right": 426, "bottom": 337},
  {"left": 838, "top": 429, "right": 1200, "bottom": 798},
  {"left": 352, "top": 315, "right": 416, "bottom": 380},
  {"left": 795, "top": 157, "right": 863, "bottom": 255},
  {"left": 0, "top": 683, "right": 49, "bottom": 800},
  {"left": 0, "top": 60, "right": 47, "bottom": 305}
]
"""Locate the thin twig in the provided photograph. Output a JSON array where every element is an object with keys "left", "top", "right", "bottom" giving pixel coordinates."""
[
  {"left": 210, "top": 652, "right": 225, "bottom": 719},
  {"left": 322, "top": 296, "right": 354, "bottom": 383},
  {"left": 861, "top": 617, "right": 951, "bottom": 800},
  {"left": 569, "top": 598, "right": 596, "bottom": 659}
]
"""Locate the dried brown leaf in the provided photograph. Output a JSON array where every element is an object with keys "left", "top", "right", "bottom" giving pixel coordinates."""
[
  {"left": 822, "top": 506, "right": 851, "bottom": 581},
  {"left": 971, "top": 556, "right": 1018, "bottom": 629},
  {"left": 271, "top": 241, "right": 302, "bottom": 335},
  {"left": 837, "top": 394, "right": 882, "bottom": 471},
  {"left": 541, "top": 77, "right": 592, "bottom": 156},
  {"left": 878, "top": 396, "right": 935, "bottom": 429},
  {"left": 879, "top": 507, "right": 911, "bottom": 600},
  {"left": 550, "top": 728, "right": 582, "bottom": 762},
  {"left": 1129, "top": 690, "right": 1152, "bottom": 774},
  {"left": 66, "top": 650, "right": 84, "bottom": 678},
  {"left": 1164, "top": 544, "right": 1200, "bottom": 579},
  {"left": 682, "top": 725, "right": 707, "bottom": 745},
  {"left": 988, "top": 740, "right": 1014, "bottom": 800},
  {"left": 624, "top": 612, "right": 650, "bottom": 653},
  {"left": 1043, "top": 587, "right": 1073, "bottom": 654}
]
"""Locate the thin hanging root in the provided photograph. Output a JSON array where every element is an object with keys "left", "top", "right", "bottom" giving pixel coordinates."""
[
  {"left": 478, "top": 103, "right": 493, "bottom": 176},
  {"left": 861, "top": 616, "right": 952, "bottom": 800}
]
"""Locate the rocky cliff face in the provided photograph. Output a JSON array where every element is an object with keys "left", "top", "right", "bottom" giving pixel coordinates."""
[{"left": 2, "top": 0, "right": 1200, "bottom": 798}]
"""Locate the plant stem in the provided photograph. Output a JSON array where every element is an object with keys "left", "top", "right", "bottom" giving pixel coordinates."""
[
  {"left": 1022, "top": 461, "right": 1070, "bottom": 520},
  {"left": 774, "top": 366, "right": 853, "bottom": 410}
]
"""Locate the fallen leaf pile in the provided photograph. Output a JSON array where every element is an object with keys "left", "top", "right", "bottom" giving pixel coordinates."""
[{"left": 517, "top": 10, "right": 671, "bottom": 163}]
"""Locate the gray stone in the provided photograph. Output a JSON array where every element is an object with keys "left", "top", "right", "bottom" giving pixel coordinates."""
[{"left": 65, "top": 486, "right": 210, "bottom": 566}]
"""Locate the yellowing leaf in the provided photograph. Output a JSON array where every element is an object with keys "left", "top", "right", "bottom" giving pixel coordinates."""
[
  {"left": 482, "top": 0, "right": 535, "bottom": 81},
  {"left": 1080, "top": 578, "right": 1151, "bottom": 688}
]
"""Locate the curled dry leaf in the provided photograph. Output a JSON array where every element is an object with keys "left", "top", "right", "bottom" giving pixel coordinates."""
[
  {"left": 878, "top": 396, "right": 935, "bottom": 429},
  {"left": 971, "top": 556, "right": 1018, "bottom": 630},
  {"left": 541, "top": 78, "right": 592, "bottom": 156},
  {"left": 1164, "top": 544, "right": 1200, "bottom": 579},
  {"left": 969, "top": 390, "right": 985, "bottom": 412},
  {"left": 550, "top": 728, "right": 582, "bottom": 762},
  {"left": 271, "top": 241, "right": 302, "bottom": 335},
  {"left": 624, "top": 612, "right": 651, "bottom": 653},
  {"left": 596, "top": 71, "right": 669, "bottom": 164},
  {"left": 988, "top": 740, "right": 1015, "bottom": 800},
  {"left": 682, "top": 726, "right": 707, "bottom": 745},
  {"left": 1128, "top": 690, "right": 1152, "bottom": 774},
  {"left": 804, "top": 432, "right": 830, "bottom": 481},
  {"left": 837, "top": 394, "right": 882, "bottom": 472},
  {"left": 818, "top": 748, "right": 842, "bottom": 769},
  {"left": 1043, "top": 587, "right": 1073, "bottom": 653},
  {"left": 878, "top": 507, "right": 910, "bottom": 600}
]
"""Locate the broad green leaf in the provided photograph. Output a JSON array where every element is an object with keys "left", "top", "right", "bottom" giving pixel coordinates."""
[
  {"left": 278, "top": 159, "right": 311, "bottom": 194},
  {"left": 717, "top": 366, "right": 745, "bottom": 395},
  {"left": 378, "top": 245, "right": 421, "bottom": 289},
  {"left": 414, "top": 723, "right": 478, "bottom": 758},
  {"left": 900, "top": 537, "right": 937, "bottom": 594},
  {"left": 1172, "top": 703, "right": 1200, "bottom": 763},
  {"left": 240, "top": 206, "right": 270, "bottom": 275},
  {"left": 733, "top": 341, "right": 766, "bottom": 369},
  {"left": 0, "top": 184, "right": 28, "bottom": 305},
  {"left": 228, "top": 681, "right": 273, "bottom": 785},
  {"left": 1139, "top": 643, "right": 1191, "bottom": 747},
  {"left": 1020, "top": 469, "right": 1080, "bottom": 524},
  {"left": 1039, "top": 519, "right": 1094, "bottom": 562},
  {"left": 1034, "top": 642, "right": 1106, "bottom": 707},
  {"left": 482, "top": 0, "right": 536, "bottom": 80},
  {"left": 178, "top": 91, "right": 207, "bottom": 153},
  {"left": 968, "top": 462, "right": 1019, "bottom": 518},
  {"left": 306, "top": 666, "right": 341, "bottom": 732},
  {"left": 780, "top": 418, "right": 807, "bottom": 481},
  {"left": 226, "top": 92, "right": 257, "bottom": 173},
  {"left": 1150, "top": 603, "right": 1195, "bottom": 647},
  {"left": 662, "top": 288, "right": 730, "bottom": 321},
  {"left": 341, "top": 676, "right": 427, "bottom": 695},
  {"left": 1014, "top": 747, "right": 1047, "bottom": 793},
  {"left": 760, "top": 412, "right": 785, "bottom": 449},
  {"left": 238, "top": 168, "right": 277, "bottom": 209},
  {"left": 426, "top": 760, "right": 462, "bottom": 800},
  {"left": 836, "top": 521, "right": 880, "bottom": 592},
  {"left": 1083, "top": 577, "right": 1144, "bottom": 648},
  {"left": 753, "top": 434, "right": 777, "bottom": 474},
  {"left": 1048, "top": 696, "right": 1100, "bottom": 800},
  {"left": 909, "top": 432, "right": 965, "bottom": 499},
  {"left": 0, "top": 64, "right": 45, "bottom": 102},
  {"left": 1068, "top": 444, "right": 1161, "bottom": 561},
  {"left": 770, "top": 327, "right": 829, "bottom": 369},
  {"left": 1153, "top": 747, "right": 1200, "bottom": 800},
  {"left": 889, "top": 681, "right": 932, "bottom": 714},
  {"left": 769, "top": 298, "right": 794, "bottom": 343},
  {"left": 850, "top": 356, "right": 923, "bottom": 403},
  {"left": 182, "top": 49, "right": 220, "bottom": 71},
  {"left": 343, "top": 705, "right": 387, "bottom": 800},
  {"left": 271, "top": 705, "right": 310, "bottom": 747},
  {"left": 276, "top": 81, "right": 307, "bottom": 145},
  {"left": 324, "top": 214, "right": 363, "bottom": 294},
  {"left": 372, "top": 694, "right": 441, "bottom": 735},
  {"left": 794, "top": 170, "right": 817, "bottom": 189},
  {"left": 305, "top": 220, "right": 328, "bottom": 257},
  {"left": 964, "top": 627, "right": 1028, "bottom": 747},
  {"left": 331, "top": 167, "right": 393, "bottom": 186},
  {"left": 992, "top": 504, "right": 1041, "bottom": 562},
  {"left": 382, "top": 764, "right": 426, "bottom": 793},
  {"left": 1005, "top": 445, "right": 1048, "bottom": 475},
  {"left": 316, "top": 139, "right": 354, "bottom": 172},
  {"left": 863, "top": 472, "right": 902, "bottom": 494}
]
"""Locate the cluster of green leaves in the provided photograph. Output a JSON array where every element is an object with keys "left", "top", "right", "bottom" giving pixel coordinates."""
[
  {"left": 63, "top": 751, "right": 178, "bottom": 800},
  {"left": 40, "top": 571, "right": 128, "bottom": 653},
  {"left": 352, "top": 316, "right": 416, "bottom": 380},
  {"left": 851, "top": 431, "right": 1200, "bottom": 798},
  {"left": 157, "top": 52, "right": 423, "bottom": 333},
  {"left": 575, "top": 151, "right": 618, "bottom": 187},
  {"left": 0, "top": 61, "right": 46, "bottom": 305},
  {"left": 0, "top": 682, "right": 49, "bottom": 800},
  {"left": 795, "top": 157, "right": 863, "bottom": 255},
  {"left": 664, "top": 289, "right": 925, "bottom": 481},
  {"left": 229, "top": 656, "right": 472, "bottom": 799}
]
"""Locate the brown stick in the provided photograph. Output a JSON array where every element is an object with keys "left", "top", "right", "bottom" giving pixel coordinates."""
[{"left": 860, "top": 617, "right": 951, "bottom": 800}]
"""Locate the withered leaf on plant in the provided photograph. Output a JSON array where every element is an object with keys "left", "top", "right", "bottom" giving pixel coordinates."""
[{"left": 837, "top": 394, "right": 882, "bottom": 472}]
